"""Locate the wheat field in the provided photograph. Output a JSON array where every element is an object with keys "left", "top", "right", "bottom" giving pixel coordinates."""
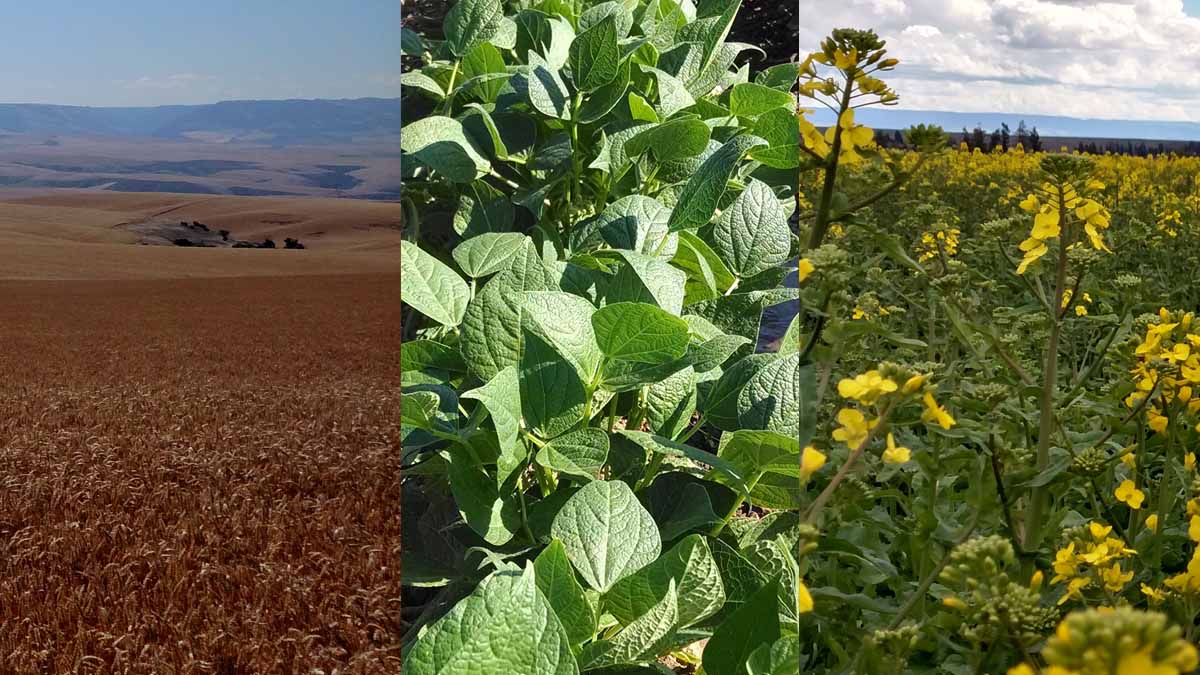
[{"left": 0, "top": 274, "right": 400, "bottom": 673}]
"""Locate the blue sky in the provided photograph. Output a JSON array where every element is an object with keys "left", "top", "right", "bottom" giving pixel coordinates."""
[{"left": 0, "top": 0, "right": 400, "bottom": 107}]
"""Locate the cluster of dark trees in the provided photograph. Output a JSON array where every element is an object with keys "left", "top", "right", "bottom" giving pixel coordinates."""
[
  {"left": 229, "top": 237, "right": 305, "bottom": 249},
  {"left": 170, "top": 219, "right": 305, "bottom": 249},
  {"left": 875, "top": 120, "right": 1200, "bottom": 158},
  {"left": 876, "top": 121, "right": 1044, "bottom": 152},
  {"left": 1068, "top": 140, "right": 1200, "bottom": 157},
  {"left": 956, "top": 122, "right": 1042, "bottom": 153}
]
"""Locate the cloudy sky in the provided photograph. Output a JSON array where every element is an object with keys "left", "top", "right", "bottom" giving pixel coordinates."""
[
  {"left": 797, "top": 0, "right": 1200, "bottom": 121},
  {"left": 0, "top": 0, "right": 399, "bottom": 107}
]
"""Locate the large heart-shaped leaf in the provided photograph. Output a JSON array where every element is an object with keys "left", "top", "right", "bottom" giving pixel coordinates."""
[
  {"left": 667, "top": 134, "right": 767, "bottom": 231},
  {"left": 527, "top": 51, "right": 572, "bottom": 120},
  {"left": 460, "top": 246, "right": 559, "bottom": 380},
  {"left": 523, "top": 291, "right": 603, "bottom": 383},
  {"left": 551, "top": 480, "right": 662, "bottom": 592},
  {"left": 717, "top": 429, "right": 800, "bottom": 476},
  {"left": 712, "top": 179, "right": 792, "bottom": 278},
  {"left": 534, "top": 539, "right": 597, "bottom": 647},
  {"left": 401, "top": 115, "right": 491, "bottom": 183},
  {"left": 574, "top": 195, "right": 676, "bottom": 257},
  {"left": 606, "top": 534, "right": 725, "bottom": 628},
  {"left": 521, "top": 331, "right": 588, "bottom": 439},
  {"left": 603, "top": 250, "right": 686, "bottom": 315},
  {"left": 625, "top": 117, "right": 712, "bottom": 163},
  {"left": 569, "top": 15, "right": 622, "bottom": 92},
  {"left": 452, "top": 232, "right": 528, "bottom": 278},
  {"left": 582, "top": 582, "right": 679, "bottom": 669},
  {"left": 536, "top": 428, "right": 610, "bottom": 480},
  {"left": 736, "top": 352, "right": 807, "bottom": 435},
  {"left": 728, "top": 81, "right": 793, "bottom": 117},
  {"left": 401, "top": 241, "right": 471, "bottom": 327},
  {"left": 405, "top": 564, "right": 579, "bottom": 675},
  {"left": 448, "top": 450, "right": 521, "bottom": 546},
  {"left": 462, "top": 366, "right": 525, "bottom": 487},
  {"left": 592, "top": 302, "right": 690, "bottom": 364},
  {"left": 443, "top": 0, "right": 503, "bottom": 57},
  {"left": 672, "top": 230, "right": 736, "bottom": 304}
]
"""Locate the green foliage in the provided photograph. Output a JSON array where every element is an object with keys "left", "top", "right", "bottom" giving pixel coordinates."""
[{"left": 401, "top": 0, "right": 801, "bottom": 671}]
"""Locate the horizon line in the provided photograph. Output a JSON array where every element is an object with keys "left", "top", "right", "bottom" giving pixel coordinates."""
[
  {"left": 0, "top": 96, "right": 402, "bottom": 109},
  {"left": 809, "top": 106, "right": 1200, "bottom": 126}
]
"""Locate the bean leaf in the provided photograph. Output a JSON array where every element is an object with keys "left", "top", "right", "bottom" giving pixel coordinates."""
[
  {"left": 401, "top": 240, "right": 470, "bottom": 327},
  {"left": 405, "top": 564, "right": 579, "bottom": 675},
  {"left": 551, "top": 480, "right": 662, "bottom": 592},
  {"left": 593, "top": 302, "right": 691, "bottom": 363}
]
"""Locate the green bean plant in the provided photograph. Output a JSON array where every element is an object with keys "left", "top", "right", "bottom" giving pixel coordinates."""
[{"left": 399, "top": 0, "right": 806, "bottom": 673}]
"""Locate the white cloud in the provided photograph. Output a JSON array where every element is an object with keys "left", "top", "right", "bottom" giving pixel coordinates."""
[
  {"left": 797, "top": 0, "right": 1200, "bottom": 120},
  {"left": 119, "top": 73, "right": 219, "bottom": 91}
]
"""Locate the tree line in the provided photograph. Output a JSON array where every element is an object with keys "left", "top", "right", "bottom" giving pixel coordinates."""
[{"left": 876, "top": 120, "right": 1200, "bottom": 157}]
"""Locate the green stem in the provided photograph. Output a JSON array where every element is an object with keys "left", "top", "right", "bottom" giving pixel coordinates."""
[
  {"left": 441, "top": 61, "right": 460, "bottom": 115},
  {"left": 803, "top": 404, "right": 894, "bottom": 524},
  {"left": 710, "top": 470, "right": 763, "bottom": 537},
  {"left": 635, "top": 454, "right": 665, "bottom": 493},
  {"left": 1022, "top": 186, "right": 1070, "bottom": 553},
  {"left": 807, "top": 77, "right": 855, "bottom": 249}
]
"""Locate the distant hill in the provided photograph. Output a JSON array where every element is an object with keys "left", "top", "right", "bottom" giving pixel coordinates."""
[
  {"left": 0, "top": 98, "right": 400, "bottom": 145},
  {"left": 806, "top": 108, "right": 1200, "bottom": 143}
]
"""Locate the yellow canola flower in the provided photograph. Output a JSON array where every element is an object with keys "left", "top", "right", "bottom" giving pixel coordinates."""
[
  {"left": 837, "top": 369, "right": 898, "bottom": 404},
  {"left": 800, "top": 446, "right": 826, "bottom": 481},
  {"left": 1187, "top": 453, "right": 1196, "bottom": 472},
  {"left": 1016, "top": 236, "right": 1049, "bottom": 275},
  {"left": 1118, "top": 650, "right": 1187, "bottom": 675},
  {"left": 798, "top": 578, "right": 813, "bottom": 613},
  {"left": 823, "top": 109, "right": 874, "bottom": 164},
  {"left": 901, "top": 373, "right": 927, "bottom": 394},
  {"left": 1190, "top": 515, "right": 1200, "bottom": 542},
  {"left": 832, "top": 408, "right": 876, "bottom": 448},
  {"left": 833, "top": 48, "right": 857, "bottom": 70},
  {"left": 1051, "top": 542, "right": 1079, "bottom": 583},
  {"left": 798, "top": 258, "right": 814, "bottom": 282},
  {"left": 921, "top": 392, "right": 956, "bottom": 429},
  {"left": 1058, "top": 577, "right": 1090, "bottom": 606},
  {"left": 1141, "top": 583, "right": 1167, "bottom": 604},
  {"left": 1115, "top": 480, "right": 1146, "bottom": 509},
  {"left": 1146, "top": 514, "right": 1160, "bottom": 532},
  {"left": 799, "top": 113, "right": 829, "bottom": 157},
  {"left": 1032, "top": 206, "right": 1061, "bottom": 239},
  {"left": 1101, "top": 563, "right": 1133, "bottom": 592},
  {"left": 882, "top": 433, "right": 911, "bottom": 464}
]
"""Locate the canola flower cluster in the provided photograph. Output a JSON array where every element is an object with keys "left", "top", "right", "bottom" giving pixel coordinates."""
[
  {"left": 1049, "top": 522, "right": 1137, "bottom": 606},
  {"left": 1127, "top": 308, "right": 1200, "bottom": 435},
  {"left": 1015, "top": 179, "right": 1111, "bottom": 275}
]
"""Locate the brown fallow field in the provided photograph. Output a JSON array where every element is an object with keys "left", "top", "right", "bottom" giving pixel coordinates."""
[{"left": 0, "top": 191, "right": 400, "bottom": 673}]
